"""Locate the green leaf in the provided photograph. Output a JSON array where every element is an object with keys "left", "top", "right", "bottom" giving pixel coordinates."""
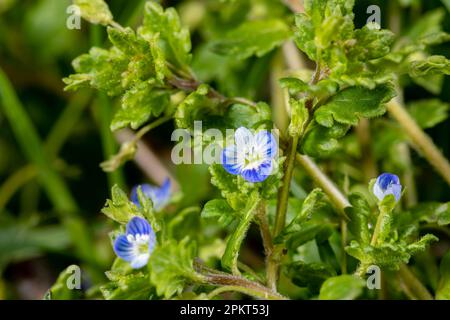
[
  {"left": 73, "top": 0, "right": 113, "bottom": 26},
  {"left": 301, "top": 122, "right": 350, "bottom": 158},
  {"left": 436, "top": 250, "right": 450, "bottom": 300},
  {"left": 224, "top": 102, "right": 272, "bottom": 130},
  {"left": 276, "top": 188, "right": 326, "bottom": 243},
  {"left": 346, "top": 234, "right": 438, "bottom": 270},
  {"left": 222, "top": 192, "right": 260, "bottom": 274},
  {"left": 148, "top": 238, "right": 200, "bottom": 299},
  {"left": 64, "top": 47, "right": 127, "bottom": 96},
  {"left": 287, "top": 261, "right": 337, "bottom": 292},
  {"left": 175, "top": 84, "right": 221, "bottom": 130},
  {"left": 319, "top": 275, "right": 365, "bottom": 300},
  {"left": 209, "top": 164, "right": 250, "bottom": 211},
  {"left": 346, "top": 193, "right": 371, "bottom": 245},
  {"left": 289, "top": 98, "right": 309, "bottom": 137},
  {"left": 409, "top": 55, "right": 450, "bottom": 77},
  {"left": 101, "top": 185, "right": 140, "bottom": 224},
  {"left": 211, "top": 19, "right": 291, "bottom": 60},
  {"left": 201, "top": 199, "right": 238, "bottom": 227},
  {"left": 408, "top": 99, "right": 449, "bottom": 129},
  {"left": 111, "top": 83, "right": 170, "bottom": 131},
  {"left": 138, "top": 1, "right": 191, "bottom": 69},
  {"left": 101, "top": 261, "right": 153, "bottom": 300},
  {"left": 44, "top": 265, "right": 82, "bottom": 300},
  {"left": 314, "top": 85, "right": 396, "bottom": 128}
]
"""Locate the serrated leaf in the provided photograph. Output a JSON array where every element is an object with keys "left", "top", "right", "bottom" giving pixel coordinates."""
[
  {"left": 301, "top": 122, "right": 350, "bottom": 158},
  {"left": 138, "top": 2, "right": 191, "bottom": 69},
  {"left": 64, "top": 47, "right": 127, "bottom": 96},
  {"left": 408, "top": 99, "right": 449, "bottom": 129},
  {"left": 112, "top": 83, "right": 170, "bottom": 131},
  {"left": 319, "top": 275, "right": 364, "bottom": 300},
  {"left": 314, "top": 85, "right": 396, "bottom": 128},
  {"left": 346, "top": 234, "right": 438, "bottom": 270},
  {"left": 409, "top": 55, "right": 450, "bottom": 77},
  {"left": 148, "top": 238, "right": 200, "bottom": 299},
  {"left": 74, "top": 0, "right": 113, "bottom": 26},
  {"left": 101, "top": 185, "right": 140, "bottom": 224},
  {"left": 211, "top": 19, "right": 291, "bottom": 60},
  {"left": 201, "top": 199, "right": 238, "bottom": 227},
  {"left": 346, "top": 193, "right": 371, "bottom": 245},
  {"left": 175, "top": 84, "right": 221, "bottom": 130},
  {"left": 221, "top": 191, "right": 260, "bottom": 273},
  {"left": 101, "top": 271, "right": 153, "bottom": 300}
]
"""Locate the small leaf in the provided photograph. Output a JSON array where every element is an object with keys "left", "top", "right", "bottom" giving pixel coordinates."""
[
  {"left": 409, "top": 55, "right": 450, "bottom": 77},
  {"left": 148, "top": 238, "right": 200, "bottom": 299},
  {"left": 101, "top": 185, "right": 140, "bottom": 224},
  {"left": 346, "top": 193, "right": 371, "bottom": 245},
  {"left": 201, "top": 199, "right": 238, "bottom": 227},
  {"left": 319, "top": 275, "right": 365, "bottom": 300},
  {"left": 314, "top": 85, "right": 396, "bottom": 128},
  {"left": 74, "top": 0, "right": 113, "bottom": 26},
  {"left": 211, "top": 19, "right": 291, "bottom": 60},
  {"left": 301, "top": 122, "right": 350, "bottom": 158},
  {"left": 138, "top": 2, "right": 191, "bottom": 69}
]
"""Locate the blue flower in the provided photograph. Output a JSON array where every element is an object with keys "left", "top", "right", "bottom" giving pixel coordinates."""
[
  {"left": 131, "top": 178, "right": 171, "bottom": 211},
  {"left": 113, "top": 216, "right": 156, "bottom": 269},
  {"left": 373, "top": 173, "right": 402, "bottom": 202},
  {"left": 221, "top": 127, "right": 278, "bottom": 183}
]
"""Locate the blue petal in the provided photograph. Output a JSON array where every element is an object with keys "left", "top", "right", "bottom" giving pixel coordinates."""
[
  {"left": 235, "top": 127, "right": 254, "bottom": 149},
  {"left": 254, "top": 130, "right": 278, "bottom": 159},
  {"left": 377, "top": 173, "right": 400, "bottom": 191},
  {"left": 152, "top": 178, "right": 172, "bottom": 210},
  {"left": 241, "top": 167, "right": 269, "bottom": 183},
  {"left": 113, "top": 235, "right": 136, "bottom": 262},
  {"left": 221, "top": 145, "right": 242, "bottom": 175},
  {"left": 373, "top": 173, "right": 402, "bottom": 202},
  {"left": 388, "top": 183, "right": 402, "bottom": 202},
  {"left": 126, "top": 216, "right": 152, "bottom": 236}
]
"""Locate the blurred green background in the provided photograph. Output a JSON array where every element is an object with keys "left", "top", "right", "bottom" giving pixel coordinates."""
[{"left": 0, "top": 0, "right": 449, "bottom": 299}]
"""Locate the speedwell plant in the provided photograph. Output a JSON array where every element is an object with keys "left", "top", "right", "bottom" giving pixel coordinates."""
[{"left": 44, "top": 0, "right": 450, "bottom": 300}]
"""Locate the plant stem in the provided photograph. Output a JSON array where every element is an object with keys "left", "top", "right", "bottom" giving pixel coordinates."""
[
  {"left": 254, "top": 202, "right": 275, "bottom": 287},
  {"left": 266, "top": 133, "right": 300, "bottom": 290},
  {"left": 202, "top": 272, "right": 288, "bottom": 300},
  {"left": 387, "top": 100, "right": 450, "bottom": 187},
  {"left": 222, "top": 192, "right": 260, "bottom": 275},
  {"left": 206, "top": 285, "right": 286, "bottom": 300},
  {"left": 370, "top": 208, "right": 385, "bottom": 246},
  {"left": 398, "top": 264, "right": 433, "bottom": 300}
]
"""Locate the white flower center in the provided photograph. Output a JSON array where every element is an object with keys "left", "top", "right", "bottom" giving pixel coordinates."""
[{"left": 127, "top": 233, "right": 150, "bottom": 255}]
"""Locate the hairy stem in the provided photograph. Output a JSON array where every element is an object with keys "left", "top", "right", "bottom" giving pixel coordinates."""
[
  {"left": 222, "top": 192, "right": 260, "bottom": 275},
  {"left": 254, "top": 202, "right": 275, "bottom": 287}
]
